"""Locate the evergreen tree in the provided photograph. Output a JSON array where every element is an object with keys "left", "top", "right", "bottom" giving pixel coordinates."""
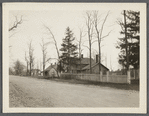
[
  {"left": 60, "top": 27, "right": 78, "bottom": 73},
  {"left": 13, "top": 60, "right": 25, "bottom": 75},
  {"left": 117, "top": 10, "right": 140, "bottom": 70}
]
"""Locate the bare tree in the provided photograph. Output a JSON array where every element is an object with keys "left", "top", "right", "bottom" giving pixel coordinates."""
[
  {"left": 9, "top": 15, "right": 23, "bottom": 48},
  {"left": 76, "top": 27, "right": 86, "bottom": 72},
  {"left": 93, "top": 11, "right": 111, "bottom": 73},
  {"left": 28, "top": 40, "right": 34, "bottom": 76},
  {"left": 43, "top": 25, "right": 61, "bottom": 76},
  {"left": 84, "top": 11, "right": 97, "bottom": 74},
  {"left": 40, "top": 38, "right": 47, "bottom": 76},
  {"left": 25, "top": 51, "right": 29, "bottom": 76},
  {"left": 43, "top": 25, "right": 59, "bottom": 59},
  {"left": 43, "top": 25, "right": 62, "bottom": 76},
  {"left": 9, "top": 15, "right": 23, "bottom": 32}
]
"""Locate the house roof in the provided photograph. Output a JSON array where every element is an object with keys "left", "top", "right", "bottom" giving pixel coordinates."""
[
  {"left": 76, "top": 58, "right": 95, "bottom": 65},
  {"left": 44, "top": 65, "right": 57, "bottom": 72},
  {"left": 82, "top": 62, "right": 109, "bottom": 70}
]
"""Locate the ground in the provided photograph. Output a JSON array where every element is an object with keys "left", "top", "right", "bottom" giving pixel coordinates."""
[{"left": 9, "top": 75, "right": 139, "bottom": 107}]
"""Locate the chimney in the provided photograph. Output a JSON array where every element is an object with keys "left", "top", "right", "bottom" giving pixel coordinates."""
[
  {"left": 55, "top": 62, "right": 56, "bottom": 65},
  {"left": 51, "top": 63, "right": 52, "bottom": 66},
  {"left": 81, "top": 54, "right": 83, "bottom": 58},
  {"left": 96, "top": 54, "right": 98, "bottom": 63}
]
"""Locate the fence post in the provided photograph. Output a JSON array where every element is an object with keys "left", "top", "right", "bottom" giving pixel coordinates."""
[
  {"left": 100, "top": 71, "right": 103, "bottom": 82},
  {"left": 133, "top": 70, "right": 135, "bottom": 79},
  {"left": 106, "top": 71, "right": 109, "bottom": 83},
  {"left": 127, "top": 71, "right": 131, "bottom": 84}
]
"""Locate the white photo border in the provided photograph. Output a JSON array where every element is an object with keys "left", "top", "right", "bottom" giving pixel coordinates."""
[{"left": 3, "top": 3, "right": 147, "bottom": 113}]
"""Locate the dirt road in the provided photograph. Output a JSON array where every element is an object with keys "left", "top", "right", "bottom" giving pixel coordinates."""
[{"left": 9, "top": 75, "right": 139, "bottom": 107}]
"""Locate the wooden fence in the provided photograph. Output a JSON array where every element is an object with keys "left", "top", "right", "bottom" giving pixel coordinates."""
[
  {"left": 60, "top": 72, "right": 129, "bottom": 84},
  {"left": 130, "top": 69, "right": 139, "bottom": 79}
]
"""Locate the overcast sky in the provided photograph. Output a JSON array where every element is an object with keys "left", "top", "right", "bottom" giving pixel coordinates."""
[{"left": 9, "top": 9, "right": 124, "bottom": 71}]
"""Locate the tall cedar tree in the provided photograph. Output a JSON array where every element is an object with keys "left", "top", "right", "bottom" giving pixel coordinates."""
[
  {"left": 117, "top": 10, "right": 140, "bottom": 70},
  {"left": 60, "top": 27, "right": 78, "bottom": 73}
]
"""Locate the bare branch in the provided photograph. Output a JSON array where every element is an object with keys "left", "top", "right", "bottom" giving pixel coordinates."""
[
  {"left": 82, "top": 44, "right": 90, "bottom": 50},
  {"left": 45, "top": 41, "right": 55, "bottom": 46},
  {"left": 85, "top": 11, "right": 95, "bottom": 74},
  {"left": 27, "top": 39, "right": 34, "bottom": 76},
  {"left": 43, "top": 24, "right": 59, "bottom": 59},
  {"left": 91, "top": 40, "right": 98, "bottom": 45},
  {"left": 82, "top": 39, "right": 89, "bottom": 45},
  {"left": 40, "top": 38, "right": 48, "bottom": 73},
  {"left": 99, "top": 11, "right": 110, "bottom": 42},
  {"left": 101, "top": 30, "right": 112, "bottom": 40},
  {"left": 9, "top": 15, "right": 23, "bottom": 31},
  {"left": 93, "top": 10, "right": 110, "bottom": 73},
  {"left": 25, "top": 51, "right": 28, "bottom": 62},
  {"left": 9, "top": 31, "right": 18, "bottom": 38},
  {"left": 117, "top": 19, "right": 125, "bottom": 31}
]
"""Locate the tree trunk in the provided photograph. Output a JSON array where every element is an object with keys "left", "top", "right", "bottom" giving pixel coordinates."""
[
  {"left": 68, "top": 39, "right": 70, "bottom": 73},
  {"left": 43, "top": 53, "right": 45, "bottom": 76},
  {"left": 124, "top": 10, "right": 129, "bottom": 71},
  {"left": 27, "top": 62, "right": 28, "bottom": 76},
  {"left": 79, "top": 48, "right": 82, "bottom": 73},
  {"left": 80, "top": 57, "right": 81, "bottom": 73},
  {"left": 89, "top": 43, "right": 92, "bottom": 74},
  {"left": 30, "top": 62, "right": 31, "bottom": 76},
  {"left": 98, "top": 43, "right": 101, "bottom": 74}
]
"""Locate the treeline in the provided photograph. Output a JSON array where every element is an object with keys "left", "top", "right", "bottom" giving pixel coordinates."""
[
  {"left": 9, "top": 10, "right": 140, "bottom": 76},
  {"left": 45, "top": 11, "right": 112, "bottom": 74}
]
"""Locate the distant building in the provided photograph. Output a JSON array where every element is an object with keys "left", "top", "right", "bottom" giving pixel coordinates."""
[
  {"left": 43, "top": 54, "right": 109, "bottom": 75},
  {"left": 71, "top": 54, "right": 95, "bottom": 73},
  {"left": 79, "top": 54, "right": 109, "bottom": 74},
  {"left": 63, "top": 54, "right": 109, "bottom": 74},
  {"left": 81, "top": 62, "right": 109, "bottom": 74},
  {"left": 31, "top": 69, "right": 41, "bottom": 76},
  {"left": 43, "top": 63, "right": 58, "bottom": 77}
]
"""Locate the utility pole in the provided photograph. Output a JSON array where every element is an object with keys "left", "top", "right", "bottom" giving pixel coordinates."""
[{"left": 124, "top": 10, "right": 129, "bottom": 71}]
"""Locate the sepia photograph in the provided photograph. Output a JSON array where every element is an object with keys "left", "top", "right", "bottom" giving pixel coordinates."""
[{"left": 3, "top": 3, "right": 146, "bottom": 113}]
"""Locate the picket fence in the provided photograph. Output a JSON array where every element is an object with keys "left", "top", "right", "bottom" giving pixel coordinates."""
[{"left": 60, "top": 72, "right": 130, "bottom": 84}]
